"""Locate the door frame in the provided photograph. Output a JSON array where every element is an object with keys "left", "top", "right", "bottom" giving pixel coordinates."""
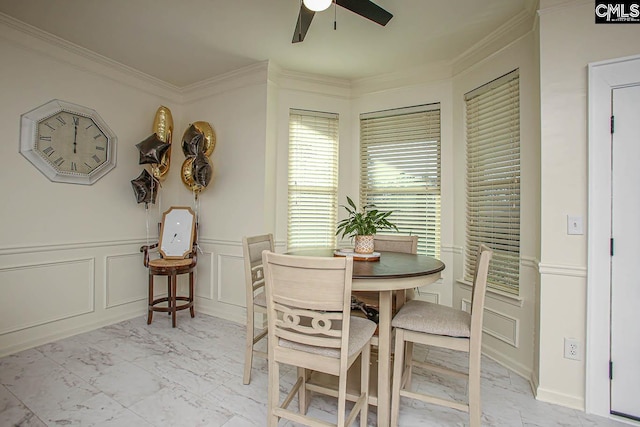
[{"left": 587, "top": 54, "right": 640, "bottom": 418}]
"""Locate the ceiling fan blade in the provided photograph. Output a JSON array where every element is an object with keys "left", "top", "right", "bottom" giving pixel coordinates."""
[
  {"left": 336, "top": 0, "right": 393, "bottom": 26},
  {"left": 292, "top": 4, "right": 316, "bottom": 43}
]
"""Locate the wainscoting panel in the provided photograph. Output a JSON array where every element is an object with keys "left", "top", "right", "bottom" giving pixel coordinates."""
[
  {"left": 195, "top": 251, "right": 214, "bottom": 300},
  {"left": 105, "top": 253, "right": 148, "bottom": 308},
  {"left": 0, "top": 258, "right": 95, "bottom": 335},
  {"left": 415, "top": 290, "right": 439, "bottom": 304},
  {"left": 462, "top": 298, "right": 519, "bottom": 347},
  {"left": 217, "top": 253, "right": 245, "bottom": 307}
]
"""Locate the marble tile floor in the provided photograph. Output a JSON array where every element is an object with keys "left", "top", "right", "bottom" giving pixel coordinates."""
[{"left": 0, "top": 312, "right": 632, "bottom": 427}]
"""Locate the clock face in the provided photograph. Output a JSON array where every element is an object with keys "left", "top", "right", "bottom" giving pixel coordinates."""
[
  {"left": 36, "top": 111, "right": 109, "bottom": 175},
  {"left": 20, "top": 100, "right": 117, "bottom": 185}
]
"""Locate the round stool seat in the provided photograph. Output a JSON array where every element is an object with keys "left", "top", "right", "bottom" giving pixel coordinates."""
[{"left": 148, "top": 257, "right": 194, "bottom": 269}]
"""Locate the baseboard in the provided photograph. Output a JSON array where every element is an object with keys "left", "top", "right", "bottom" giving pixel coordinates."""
[
  {"left": 482, "top": 342, "right": 532, "bottom": 381},
  {"left": 535, "top": 386, "right": 585, "bottom": 410},
  {"left": 197, "top": 303, "right": 245, "bottom": 326}
]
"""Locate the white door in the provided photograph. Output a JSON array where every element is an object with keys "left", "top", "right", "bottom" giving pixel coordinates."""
[{"left": 610, "top": 84, "right": 640, "bottom": 420}]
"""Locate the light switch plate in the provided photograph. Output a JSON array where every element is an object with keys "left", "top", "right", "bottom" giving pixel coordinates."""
[{"left": 567, "top": 215, "right": 584, "bottom": 235}]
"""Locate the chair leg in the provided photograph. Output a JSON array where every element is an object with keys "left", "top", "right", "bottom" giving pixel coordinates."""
[
  {"left": 468, "top": 348, "right": 482, "bottom": 427},
  {"left": 360, "top": 344, "right": 371, "bottom": 427},
  {"left": 404, "top": 341, "right": 414, "bottom": 389},
  {"left": 297, "top": 367, "right": 309, "bottom": 414},
  {"left": 243, "top": 305, "right": 255, "bottom": 385},
  {"left": 147, "top": 273, "right": 154, "bottom": 325},
  {"left": 337, "top": 366, "right": 347, "bottom": 426},
  {"left": 391, "top": 329, "right": 406, "bottom": 427},
  {"left": 166, "top": 276, "right": 171, "bottom": 316},
  {"left": 267, "top": 357, "right": 280, "bottom": 427},
  {"left": 170, "top": 274, "right": 177, "bottom": 328},
  {"left": 189, "top": 271, "right": 195, "bottom": 318}
]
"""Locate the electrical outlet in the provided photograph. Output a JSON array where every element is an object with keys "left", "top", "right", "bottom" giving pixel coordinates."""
[{"left": 564, "top": 338, "right": 581, "bottom": 360}]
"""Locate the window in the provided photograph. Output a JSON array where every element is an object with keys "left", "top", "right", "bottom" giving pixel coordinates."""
[
  {"left": 465, "top": 69, "right": 520, "bottom": 294},
  {"left": 287, "top": 109, "right": 339, "bottom": 249},
  {"left": 360, "top": 104, "right": 441, "bottom": 257}
]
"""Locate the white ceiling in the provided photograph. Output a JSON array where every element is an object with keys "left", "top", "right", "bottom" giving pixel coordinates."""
[{"left": 0, "top": 0, "right": 537, "bottom": 87}]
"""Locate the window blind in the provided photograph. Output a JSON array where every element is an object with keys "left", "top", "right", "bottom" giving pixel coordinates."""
[
  {"left": 359, "top": 104, "right": 441, "bottom": 257},
  {"left": 287, "top": 109, "right": 339, "bottom": 249},
  {"left": 465, "top": 69, "right": 520, "bottom": 294}
]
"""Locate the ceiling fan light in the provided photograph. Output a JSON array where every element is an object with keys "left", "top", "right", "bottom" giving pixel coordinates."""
[{"left": 303, "top": 0, "right": 332, "bottom": 12}]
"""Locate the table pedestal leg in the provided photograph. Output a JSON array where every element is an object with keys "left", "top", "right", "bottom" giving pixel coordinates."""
[{"left": 377, "top": 290, "right": 392, "bottom": 427}]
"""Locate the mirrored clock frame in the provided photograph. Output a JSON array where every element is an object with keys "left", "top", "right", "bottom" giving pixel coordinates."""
[{"left": 159, "top": 206, "right": 196, "bottom": 259}]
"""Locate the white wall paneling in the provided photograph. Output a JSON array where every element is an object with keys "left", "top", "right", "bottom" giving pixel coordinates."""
[
  {"left": 217, "top": 254, "right": 245, "bottom": 307},
  {"left": 462, "top": 298, "right": 520, "bottom": 348},
  {"left": 105, "top": 253, "right": 148, "bottom": 308},
  {"left": 192, "top": 241, "right": 245, "bottom": 325},
  {"left": 0, "top": 258, "right": 95, "bottom": 335},
  {"left": 192, "top": 250, "right": 214, "bottom": 301}
]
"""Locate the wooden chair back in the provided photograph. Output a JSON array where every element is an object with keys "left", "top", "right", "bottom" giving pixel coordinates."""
[
  {"left": 242, "top": 234, "right": 274, "bottom": 308},
  {"left": 263, "top": 252, "right": 354, "bottom": 371},
  {"left": 373, "top": 234, "right": 418, "bottom": 254},
  {"left": 469, "top": 244, "right": 492, "bottom": 350}
]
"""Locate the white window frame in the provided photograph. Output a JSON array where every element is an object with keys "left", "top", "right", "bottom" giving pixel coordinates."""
[
  {"left": 287, "top": 109, "right": 339, "bottom": 249},
  {"left": 359, "top": 104, "right": 441, "bottom": 257}
]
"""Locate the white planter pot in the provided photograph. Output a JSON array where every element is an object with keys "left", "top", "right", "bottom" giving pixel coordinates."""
[{"left": 354, "top": 235, "right": 375, "bottom": 254}]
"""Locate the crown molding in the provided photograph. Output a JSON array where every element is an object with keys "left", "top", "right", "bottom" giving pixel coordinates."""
[
  {"left": 0, "top": 12, "right": 181, "bottom": 101},
  {"left": 180, "top": 61, "right": 270, "bottom": 103},
  {"left": 452, "top": 8, "right": 537, "bottom": 76},
  {"left": 351, "top": 61, "right": 453, "bottom": 97},
  {"left": 537, "top": 0, "right": 588, "bottom": 15},
  {"left": 270, "top": 64, "right": 352, "bottom": 99}
]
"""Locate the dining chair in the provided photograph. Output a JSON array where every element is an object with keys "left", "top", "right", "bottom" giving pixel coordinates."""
[
  {"left": 390, "top": 244, "right": 493, "bottom": 427},
  {"left": 241, "top": 234, "right": 274, "bottom": 385},
  {"left": 262, "top": 251, "right": 375, "bottom": 427},
  {"left": 352, "top": 234, "right": 419, "bottom": 313},
  {"left": 141, "top": 206, "right": 197, "bottom": 328}
]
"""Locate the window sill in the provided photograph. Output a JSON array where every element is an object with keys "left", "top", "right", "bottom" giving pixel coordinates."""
[{"left": 455, "top": 279, "right": 524, "bottom": 308}]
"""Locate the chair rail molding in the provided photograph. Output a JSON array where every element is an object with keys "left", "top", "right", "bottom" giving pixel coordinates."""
[{"left": 538, "top": 262, "right": 586, "bottom": 278}]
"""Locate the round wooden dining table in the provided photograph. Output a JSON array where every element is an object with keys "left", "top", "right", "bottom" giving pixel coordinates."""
[{"left": 286, "top": 248, "right": 445, "bottom": 427}]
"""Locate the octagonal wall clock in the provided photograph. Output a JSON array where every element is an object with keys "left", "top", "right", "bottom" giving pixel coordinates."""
[{"left": 20, "top": 99, "right": 117, "bottom": 185}]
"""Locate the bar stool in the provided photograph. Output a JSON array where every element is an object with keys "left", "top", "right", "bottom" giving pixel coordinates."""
[{"left": 141, "top": 206, "right": 197, "bottom": 327}]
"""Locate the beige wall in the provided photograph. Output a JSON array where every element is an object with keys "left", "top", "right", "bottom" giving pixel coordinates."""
[
  {"left": 0, "top": 18, "right": 178, "bottom": 355},
  {"left": 536, "top": 0, "right": 640, "bottom": 410},
  {"left": 0, "top": 16, "right": 272, "bottom": 353},
  {"left": 452, "top": 31, "right": 540, "bottom": 383}
]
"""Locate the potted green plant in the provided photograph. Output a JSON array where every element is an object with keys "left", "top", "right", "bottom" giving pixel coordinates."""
[{"left": 336, "top": 196, "right": 398, "bottom": 254}]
